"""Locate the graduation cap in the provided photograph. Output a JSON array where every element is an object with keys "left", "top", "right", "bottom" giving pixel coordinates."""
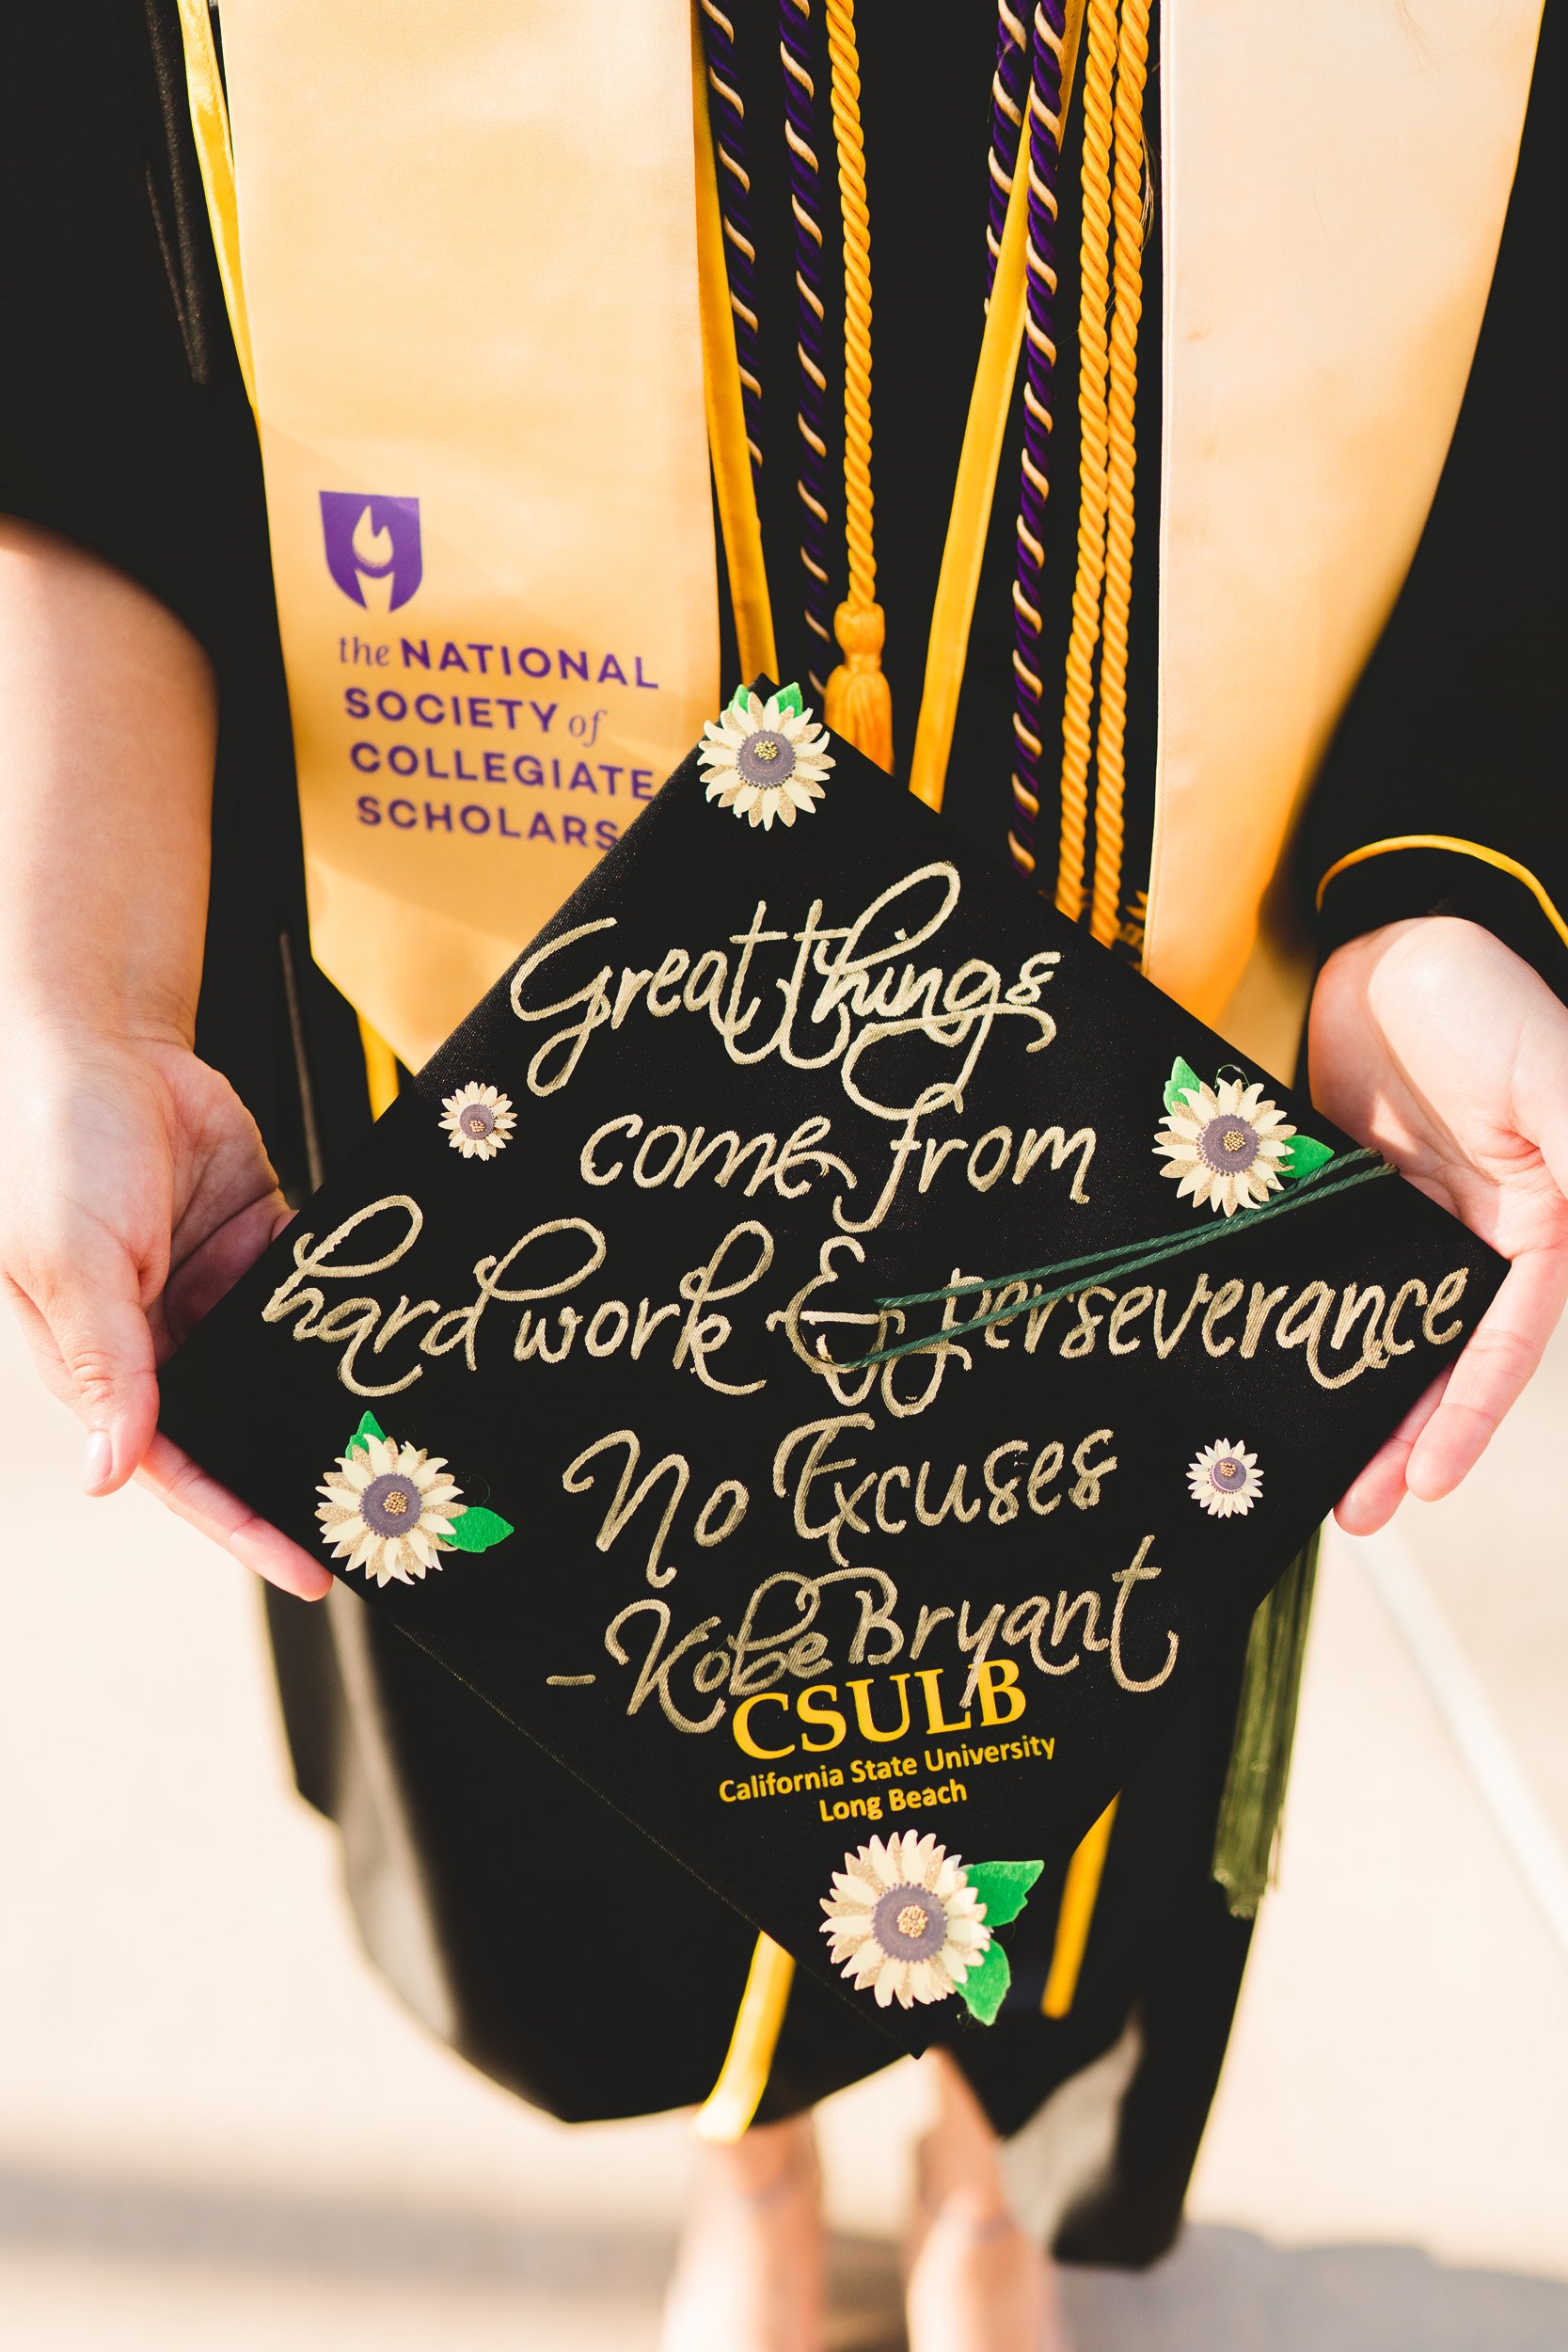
[{"left": 159, "top": 685, "right": 1505, "bottom": 2051}]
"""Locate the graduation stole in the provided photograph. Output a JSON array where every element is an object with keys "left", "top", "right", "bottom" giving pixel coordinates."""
[{"left": 180, "top": 0, "right": 721, "bottom": 1073}]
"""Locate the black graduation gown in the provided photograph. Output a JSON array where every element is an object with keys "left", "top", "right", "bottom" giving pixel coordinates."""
[{"left": 1, "top": 0, "right": 1560, "bottom": 2271}]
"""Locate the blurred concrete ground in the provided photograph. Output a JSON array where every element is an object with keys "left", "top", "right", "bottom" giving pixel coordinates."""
[{"left": 0, "top": 1302, "right": 1564, "bottom": 2349}]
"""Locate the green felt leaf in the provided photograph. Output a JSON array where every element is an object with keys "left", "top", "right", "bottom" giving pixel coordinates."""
[
  {"left": 965, "top": 1859, "right": 1044, "bottom": 1929},
  {"left": 726, "top": 682, "right": 754, "bottom": 719},
  {"left": 443, "top": 1504, "right": 515, "bottom": 1553},
  {"left": 773, "top": 681, "right": 804, "bottom": 719},
  {"left": 1280, "top": 1134, "right": 1336, "bottom": 1181},
  {"left": 1164, "top": 1056, "right": 1202, "bottom": 1114},
  {"left": 958, "top": 1940, "right": 1011, "bottom": 2026},
  {"left": 345, "top": 1410, "right": 387, "bottom": 1458}
]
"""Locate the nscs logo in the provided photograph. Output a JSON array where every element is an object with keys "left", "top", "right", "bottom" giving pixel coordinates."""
[{"left": 319, "top": 493, "right": 422, "bottom": 612}]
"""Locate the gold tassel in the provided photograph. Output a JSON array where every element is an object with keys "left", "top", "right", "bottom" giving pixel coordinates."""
[{"left": 824, "top": 598, "right": 894, "bottom": 770}]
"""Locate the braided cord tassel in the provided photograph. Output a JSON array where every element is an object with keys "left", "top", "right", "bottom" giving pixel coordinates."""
[
  {"left": 1087, "top": 0, "right": 1149, "bottom": 946},
  {"left": 1006, "top": 3, "right": 1068, "bottom": 880},
  {"left": 781, "top": 1, "right": 833, "bottom": 697},
  {"left": 822, "top": 0, "right": 894, "bottom": 771},
  {"left": 699, "top": 1, "right": 764, "bottom": 483},
  {"left": 986, "top": 2, "right": 1030, "bottom": 307},
  {"left": 1053, "top": 0, "right": 1117, "bottom": 919}
]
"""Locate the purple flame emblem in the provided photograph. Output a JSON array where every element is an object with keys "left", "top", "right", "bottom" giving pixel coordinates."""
[{"left": 319, "top": 493, "right": 422, "bottom": 611}]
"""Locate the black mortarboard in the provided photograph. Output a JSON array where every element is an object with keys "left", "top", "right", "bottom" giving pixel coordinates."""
[{"left": 159, "top": 686, "right": 1505, "bottom": 2050}]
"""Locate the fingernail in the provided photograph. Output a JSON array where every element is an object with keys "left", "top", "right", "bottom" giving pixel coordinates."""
[{"left": 84, "top": 1430, "right": 113, "bottom": 1494}]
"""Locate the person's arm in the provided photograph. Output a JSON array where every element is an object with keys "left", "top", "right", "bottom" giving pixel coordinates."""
[
  {"left": 0, "top": 516, "right": 328, "bottom": 1598},
  {"left": 1299, "top": 10, "right": 1568, "bottom": 1534}
]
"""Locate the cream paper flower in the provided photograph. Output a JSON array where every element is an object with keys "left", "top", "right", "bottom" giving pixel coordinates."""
[
  {"left": 1187, "top": 1438, "right": 1264, "bottom": 1518},
  {"left": 316, "top": 1434, "right": 465, "bottom": 1585},
  {"left": 440, "top": 1082, "right": 515, "bottom": 1161},
  {"left": 820, "top": 1833, "right": 991, "bottom": 2009},
  {"left": 1154, "top": 1074, "right": 1295, "bottom": 1216},
  {"left": 699, "top": 688, "right": 833, "bottom": 830}
]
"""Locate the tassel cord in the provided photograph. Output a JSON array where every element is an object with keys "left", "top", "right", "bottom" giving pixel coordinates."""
[
  {"left": 877, "top": 1150, "right": 1387, "bottom": 1310},
  {"left": 842, "top": 1160, "right": 1396, "bottom": 1374},
  {"left": 822, "top": 0, "right": 894, "bottom": 769}
]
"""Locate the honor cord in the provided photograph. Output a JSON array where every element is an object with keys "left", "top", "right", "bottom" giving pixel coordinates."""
[
  {"left": 1007, "top": 5, "right": 1070, "bottom": 878},
  {"left": 1086, "top": 0, "right": 1150, "bottom": 946},
  {"left": 698, "top": 3, "right": 766, "bottom": 483},
  {"left": 821, "top": 0, "right": 894, "bottom": 770},
  {"left": 780, "top": 1, "right": 836, "bottom": 697},
  {"left": 1053, "top": 0, "right": 1117, "bottom": 921},
  {"left": 986, "top": 3, "right": 1031, "bottom": 306},
  {"left": 693, "top": 7, "right": 780, "bottom": 681},
  {"left": 905, "top": 0, "right": 1090, "bottom": 817}
]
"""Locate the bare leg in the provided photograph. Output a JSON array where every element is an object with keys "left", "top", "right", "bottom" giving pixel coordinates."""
[
  {"left": 659, "top": 2112, "right": 826, "bottom": 2352},
  {"left": 904, "top": 2052, "right": 1073, "bottom": 2352}
]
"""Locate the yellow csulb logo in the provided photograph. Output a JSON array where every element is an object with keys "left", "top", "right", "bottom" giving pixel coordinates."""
[{"left": 730, "top": 1661, "right": 1025, "bottom": 1760}]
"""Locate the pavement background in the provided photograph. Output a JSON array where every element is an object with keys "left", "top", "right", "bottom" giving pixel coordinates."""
[{"left": 1, "top": 1302, "right": 1564, "bottom": 2348}]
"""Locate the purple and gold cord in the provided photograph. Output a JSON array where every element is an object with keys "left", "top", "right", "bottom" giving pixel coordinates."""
[
  {"left": 780, "top": 0, "right": 833, "bottom": 695},
  {"left": 986, "top": 2, "right": 1030, "bottom": 305},
  {"left": 700, "top": 1, "right": 764, "bottom": 483},
  {"left": 1007, "top": 3, "right": 1068, "bottom": 878}
]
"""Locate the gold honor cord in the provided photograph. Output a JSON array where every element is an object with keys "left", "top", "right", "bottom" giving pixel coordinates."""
[
  {"left": 1053, "top": 0, "right": 1117, "bottom": 922},
  {"left": 821, "top": 0, "right": 895, "bottom": 771},
  {"left": 1086, "top": 0, "right": 1150, "bottom": 946},
  {"left": 908, "top": 118, "right": 1032, "bottom": 816},
  {"left": 907, "top": 0, "right": 1091, "bottom": 818}
]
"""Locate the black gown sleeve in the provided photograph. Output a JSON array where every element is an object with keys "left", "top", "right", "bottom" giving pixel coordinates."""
[
  {"left": 1300, "top": 7, "right": 1566, "bottom": 1003},
  {"left": 0, "top": 0, "right": 257, "bottom": 666},
  {"left": 0, "top": 3, "right": 370, "bottom": 1194}
]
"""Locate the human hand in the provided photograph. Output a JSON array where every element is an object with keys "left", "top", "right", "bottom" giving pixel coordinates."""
[
  {"left": 1308, "top": 917, "right": 1568, "bottom": 1534},
  {"left": 0, "top": 1024, "right": 332, "bottom": 1598}
]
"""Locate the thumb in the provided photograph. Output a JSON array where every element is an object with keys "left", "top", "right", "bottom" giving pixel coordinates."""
[{"left": 8, "top": 1239, "right": 162, "bottom": 1495}]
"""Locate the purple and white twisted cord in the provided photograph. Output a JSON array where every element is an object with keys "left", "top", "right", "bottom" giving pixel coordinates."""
[
  {"left": 780, "top": 0, "right": 833, "bottom": 694},
  {"left": 1008, "top": 2, "right": 1067, "bottom": 875},
  {"left": 700, "top": 0, "right": 764, "bottom": 483},
  {"left": 986, "top": 0, "right": 1030, "bottom": 305}
]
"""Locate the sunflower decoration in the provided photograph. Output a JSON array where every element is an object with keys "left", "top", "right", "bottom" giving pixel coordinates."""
[
  {"left": 1188, "top": 1438, "right": 1264, "bottom": 1518},
  {"left": 440, "top": 1082, "right": 515, "bottom": 1162},
  {"left": 316, "top": 1411, "right": 514, "bottom": 1586},
  {"left": 819, "top": 1835, "right": 1041, "bottom": 2025},
  {"left": 699, "top": 682, "right": 833, "bottom": 831},
  {"left": 1154, "top": 1057, "right": 1334, "bottom": 1217}
]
